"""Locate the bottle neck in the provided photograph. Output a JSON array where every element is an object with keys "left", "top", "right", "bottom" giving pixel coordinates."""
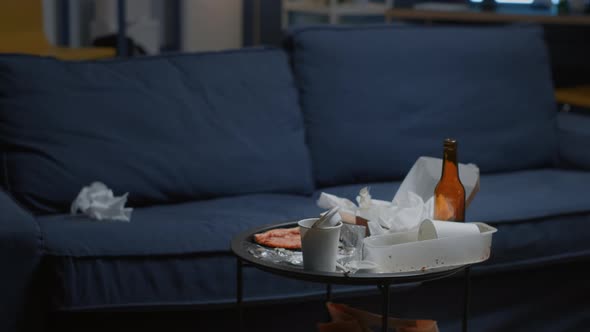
[{"left": 441, "top": 148, "right": 459, "bottom": 180}]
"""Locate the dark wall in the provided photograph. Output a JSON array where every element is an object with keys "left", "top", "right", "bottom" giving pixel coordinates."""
[
  {"left": 243, "top": 0, "right": 283, "bottom": 46},
  {"left": 544, "top": 25, "right": 590, "bottom": 88}
]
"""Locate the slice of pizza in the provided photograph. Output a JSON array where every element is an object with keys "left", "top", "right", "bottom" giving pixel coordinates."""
[{"left": 254, "top": 227, "right": 301, "bottom": 249}]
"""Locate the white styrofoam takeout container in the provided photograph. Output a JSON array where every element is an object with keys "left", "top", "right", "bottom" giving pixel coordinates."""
[{"left": 362, "top": 222, "right": 497, "bottom": 273}]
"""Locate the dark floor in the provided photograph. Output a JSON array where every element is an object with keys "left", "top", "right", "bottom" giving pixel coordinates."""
[{"left": 46, "top": 285, "right": 426, "bottom": 332}]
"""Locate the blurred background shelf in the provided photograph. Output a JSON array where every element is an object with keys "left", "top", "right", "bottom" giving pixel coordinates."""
[
  {"left": 1, "top": 0, "right": 589, "bottom": 92},
  {"left": 282, "top": 0, "right": 393, "bottom": 26},
  {"left": 555, "top": 85, "right": 590, "bottom": 109},
  {"left": 385, "top": 6, "right": 590, "bottom": 25},
  {"left": 0, "top": 0, "right": 115, "bottom": 60}
]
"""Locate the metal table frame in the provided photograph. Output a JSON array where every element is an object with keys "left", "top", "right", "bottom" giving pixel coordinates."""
[{"left": 231, "top": 222, "right": 472, "bottom": 332}]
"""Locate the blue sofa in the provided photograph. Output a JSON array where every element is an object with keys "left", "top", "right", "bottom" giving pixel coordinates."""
[{"left": 1, "top": 24, "right": 589, "bottom": 331}]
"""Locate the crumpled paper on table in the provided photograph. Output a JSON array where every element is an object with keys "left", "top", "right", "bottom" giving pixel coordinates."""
[
  {"left": 317, "top": 156, "right": 480, "bottom": 234},
  {"left": 318, "top": 188, "right": 430, "bottom": 235},
  {"left": 71, "top": 182, "right": 133, "bottom": 222}
]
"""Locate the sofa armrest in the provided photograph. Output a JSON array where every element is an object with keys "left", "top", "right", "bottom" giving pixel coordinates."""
[
  {"left": 0, "top": 189, "right": 43, "bottom": 332},
  {"left": 557, "top": 112, "right": 590, "bottom": 170}
]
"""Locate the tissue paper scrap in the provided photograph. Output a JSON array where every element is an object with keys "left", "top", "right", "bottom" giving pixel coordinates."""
[
  {"left": 71, "top": 182, "right": 133, "bottom": 222},
  {"left": 318, "top": 188, "right": 428, "bottom": 234}
]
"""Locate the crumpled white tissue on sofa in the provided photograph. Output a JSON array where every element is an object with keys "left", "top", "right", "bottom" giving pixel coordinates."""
[{"left": 70, "top": 182, "right": 132, "bottom": 222}]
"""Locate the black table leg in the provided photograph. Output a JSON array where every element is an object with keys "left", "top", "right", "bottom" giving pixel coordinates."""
[
  {"left": 324, "top": 284, "right": 333, "bottom": 322},
  {"left": 462, "top": 267, "right": 471, "bottom": 332},
  {"left": 379, "top": 284, "right": 391, "bottom": 332},
  {"left": 237, "top": 258, "right": 244, "bottom": 331}
]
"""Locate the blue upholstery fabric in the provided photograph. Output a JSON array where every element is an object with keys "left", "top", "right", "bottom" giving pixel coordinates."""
[
  {"left": 288, "top": 25, "right": 558, "bottom": 186},
  {"left": 0, "top": 190, "right": 43, "bottom": 331},
  {"left": 37, "top": 169, "right": 590, "bottom": 310},
  {"left": 463, "top": 169, "right": 590, "bottom": 223},
  {"left": 0, "top": 49, "right": 313, "bottom": 214},
  {"left": 48, "top": 255, "right": 367, "bottom": 311},
  {"left": 557, "top": 112, "right": 590, "bottom": 170}
]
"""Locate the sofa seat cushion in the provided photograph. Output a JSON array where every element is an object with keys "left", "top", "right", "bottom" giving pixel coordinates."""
[
  {"left": 288, "top": 24, "right": 557, "bottom": 186},
  {"left": 39, "top": 169, "right": 590, "bottom": 310},
  {"left": 39, "top": 194, "right": 323, "bottom": 257},
  {"left": 0, "top": 49, "right": 313, "bottom": 214}
]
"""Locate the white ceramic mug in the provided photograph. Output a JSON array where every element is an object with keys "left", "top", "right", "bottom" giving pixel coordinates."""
[{"left": 298, "top": 218, "right": 343, "bottom": 272}]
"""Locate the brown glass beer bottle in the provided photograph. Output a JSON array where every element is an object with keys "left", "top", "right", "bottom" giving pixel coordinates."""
[{"left": 433, "top": 138, "right": 466, "bottom": 222}]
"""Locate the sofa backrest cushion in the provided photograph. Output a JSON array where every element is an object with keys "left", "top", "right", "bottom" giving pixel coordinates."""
[
  {"left": 287, "top": 25, "right": 558, "bottom": 186},
  {"left": 0, "top": 48, "right": 314, "bottom": 214}
]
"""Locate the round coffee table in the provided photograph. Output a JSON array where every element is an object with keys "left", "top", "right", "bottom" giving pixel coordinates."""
[{"left": 231, "top": 222, "right": 471, "bottom": 332}]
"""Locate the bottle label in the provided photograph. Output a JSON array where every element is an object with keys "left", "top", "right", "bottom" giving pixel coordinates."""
[
  {"left": 434, "top": 193, "right": 465, "bottom": 222},
  {"left": 434, "top": 194, "right": 455, "bottom": 221}
]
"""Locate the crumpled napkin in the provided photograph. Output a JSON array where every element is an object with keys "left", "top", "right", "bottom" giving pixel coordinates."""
[
  {"left": 374, "top": 191, "right": 434, "bottom": 234},
  {"left": 317, "top": 192, "right": 358, "bottom": 216},
  {"left": 71, "top": 182, "right": 132, "bottom": 222},
  {"left": 317, "top": 187, "right": 432, "bottom": 234}
]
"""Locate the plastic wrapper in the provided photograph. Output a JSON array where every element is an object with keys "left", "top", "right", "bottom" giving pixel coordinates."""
[{"left": 246, "top": 242, "right": 303, "bottom": 266}]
